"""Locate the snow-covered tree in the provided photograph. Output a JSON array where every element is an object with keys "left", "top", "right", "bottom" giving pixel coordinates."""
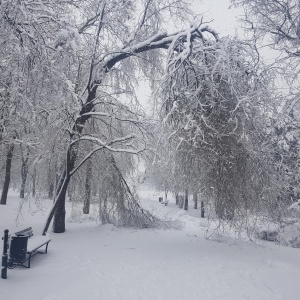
[
  {"left": 159, "top": 32, "right": 276, "bottom": 220},
  {"left": 41, "top": 1, "right": 219, "bottom": 234}
]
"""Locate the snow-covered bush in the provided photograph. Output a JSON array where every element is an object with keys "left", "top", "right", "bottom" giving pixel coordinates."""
[
  {"left": 276, "top": 200, "right": 300, "bottom": 248},
  {"left": 278, "top": 221, "right": 300, "bottom": 248}
]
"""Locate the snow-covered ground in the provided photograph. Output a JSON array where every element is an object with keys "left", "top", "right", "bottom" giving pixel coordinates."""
[{"left": 1, "top": 188, "right": 300, "bottom": 300}]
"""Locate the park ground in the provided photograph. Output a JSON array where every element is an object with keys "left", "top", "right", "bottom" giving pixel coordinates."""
[{"left": 0, "top": 187, "right": 300, "bottom": 300}]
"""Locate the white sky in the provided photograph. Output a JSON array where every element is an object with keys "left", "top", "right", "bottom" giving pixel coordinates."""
[{"left": 194, "top": 0, "right": 242, "bottom": 37}]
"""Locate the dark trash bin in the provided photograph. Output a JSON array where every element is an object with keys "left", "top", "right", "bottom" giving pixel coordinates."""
[{"left": 10, "top": 236, "right": 28, "bottom": 262}]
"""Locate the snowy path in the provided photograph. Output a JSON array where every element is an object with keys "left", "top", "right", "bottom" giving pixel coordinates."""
[{"left": 0, "top": 190, "right": 300, "bottom": 299}]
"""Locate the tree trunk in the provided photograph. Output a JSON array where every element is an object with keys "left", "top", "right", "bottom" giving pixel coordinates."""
[
  {"left": 179, "top": 195, "right": 184, "bottom": 209},
  {"left": 175, "top": 193, "right": 179, "bottom": 205},
  {"left": 32, "top": 167, "right": 36, "bottom": 197},
  {"left": 201, "top": 200, "right": 205, "bottom": 218},
  {"left": 48, "top": 182, "right": 54, "bottom": 199},
  {"left": 193, "top": 192, "right": 198, "bottom": 209},
  {"left": 83, "top": 158, "right": 92, "bottom": 214},
  {"left": 52, "top": 144, "right": 80, "bottom": 233},
  {"left": 52, "top": 173, "right": 70, "bottom": 233},
  {"left": 184, "top": 189, "right": 188, "bottom": 210},
  {"left": 20, "top": 147, "right": 29, "bottom": 199},
  {"left": 0, "top": 144, "right": 14, "bottom": 205},
  {"left": 42, "top": 169, "right": 71, "bottom": 235},
  {"left": 47, "top": 167, "right": 55, "bottom": 199},
  {"left": 43, "top": 142, "right": 78, "bottom": 235},
  {"left": 20, "top": 165, "right": 28, "bottom": 198}
]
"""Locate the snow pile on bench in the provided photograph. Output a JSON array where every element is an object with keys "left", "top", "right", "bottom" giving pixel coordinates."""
[{"left": 27, "top": 236, "right": 51, "bottom": 252}]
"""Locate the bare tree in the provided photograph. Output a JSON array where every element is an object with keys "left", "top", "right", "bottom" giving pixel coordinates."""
[{"left": 231, "top": 0, "right": 300, "bottom": 56}]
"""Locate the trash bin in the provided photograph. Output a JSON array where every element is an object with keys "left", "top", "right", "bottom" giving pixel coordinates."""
[{"left": 10, "top": 235, "right": 28, "bottom": 262}]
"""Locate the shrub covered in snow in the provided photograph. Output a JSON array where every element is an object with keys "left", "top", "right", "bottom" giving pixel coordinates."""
[{"left": 278, "top": 221, "right": 300, "bottom": 248}]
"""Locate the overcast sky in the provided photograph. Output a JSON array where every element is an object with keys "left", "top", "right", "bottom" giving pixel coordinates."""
[{"left": 194, "top": 0, "right": 242, "bottom": 37}]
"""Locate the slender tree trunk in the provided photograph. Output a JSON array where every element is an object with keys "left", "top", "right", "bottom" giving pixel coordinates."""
[
  {"left": 54, "top": 171, "right": 60, "bottom": 200},
  {"left": 20, "top": 147, "right": 29, "bottom": 199},
  {"left": 164, "top": 187, "right": 168, "bottom": 204},
  {"left": 201, "top": 200, "right": 205, "bottom": 218},
  {"left": 83, "top": 158, "right": 92, "bottom": 214},
  {"left": 179, "top": 195, "right": 183, "bottom": 209},
  {"left": 103, "top": 193, "right": 108, "bottom": 224},
  {"left": 20, "top": 159, "right": 28, "bottom": 199},
  {"left": 0, "top": 144, "right": 14, "bottom": 205},
  {"left": 184, "top": 189, "right": 188, "bottom": 210},
  {"left": 47, "top": 167, "right": 54, "bottom": 199},
  {"left": 32, "top": 167, "right": 36, "bottom": 197},
  {"left": 175, "top": 193, "right": 179, "bottom": 205},
  {"left": 193, "top": 192, "right": 198, "bottom": 209},
  {"left": 48, "top": 182, "right": 54, "bottom": 199}
]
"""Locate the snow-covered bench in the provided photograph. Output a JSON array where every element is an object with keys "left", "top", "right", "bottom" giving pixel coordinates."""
[
  {"left": 159, "top": 197, "right": 168, "bottom": 206},
  {"left": 8, "top": 227, "right": 51, "bottom": 268}
]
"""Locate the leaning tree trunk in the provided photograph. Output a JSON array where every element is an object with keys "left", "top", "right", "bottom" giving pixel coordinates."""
[
  {"left": 0, "top": 143, "right": 14, "bottom": 205},
  {"left": 51, "top": 172, "right": 71, "bottom": 233}
]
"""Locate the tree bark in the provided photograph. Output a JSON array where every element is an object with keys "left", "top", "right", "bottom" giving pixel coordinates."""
[
  {"left": 179, "top": 195, "right": 184, "bottom": 209},
  {"left": 51, "top": 172, "right": 70, "bottom": 233},
  {"left": 52, "top": 143, "right": 79, "bottom": 233},
  {"left": 47, "top": 167, "right": 54, "bottom": 199},
  {"left": 20, "top": 148, "right": 29, "bottom": 199},
  {"left": 175, "top": 193, "right": 179, "bottom": 205},
  {"left": 184, "top": 189, "right": 188, "bottom": 210},
  {"left": 193, "top": 192, "right": 198, "bottom": 209},
  {"left": 201, "top": 200, "right": 205, "bottom": 218},
  {"left": 32, "top": 167, "right": 36, "bottom": 197},
  {"left": 0, "top": 144, "right": 14, "bottom": 205},
  {"left": 83, "top": 158, "right": 92, "bottom": 214}
]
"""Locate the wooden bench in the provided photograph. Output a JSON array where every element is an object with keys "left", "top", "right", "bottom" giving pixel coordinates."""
[{"left": 8, "top": 227, "right": 51, "bottom": 269}]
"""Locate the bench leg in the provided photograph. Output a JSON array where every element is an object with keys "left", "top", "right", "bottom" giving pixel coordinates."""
[
  {"left": 45, "top": 242, "right": 49, "bottom": 254},
  {"left": 26, "top": 253, "right": 32, "bottom": 268}
]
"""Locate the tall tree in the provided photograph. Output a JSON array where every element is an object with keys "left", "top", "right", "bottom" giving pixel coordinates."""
[{"left": 42, "top": 0, "right": 214, "bottom": 234}]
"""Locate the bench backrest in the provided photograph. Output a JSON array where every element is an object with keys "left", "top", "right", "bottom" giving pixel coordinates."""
[{"left": 14, "top": 227, "right": 33, "bottom": 238}]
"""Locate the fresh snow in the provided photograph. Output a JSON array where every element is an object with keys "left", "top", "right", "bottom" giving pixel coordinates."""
[{"left": 0, "top": 188, "right": 300, "bottom": 300}]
